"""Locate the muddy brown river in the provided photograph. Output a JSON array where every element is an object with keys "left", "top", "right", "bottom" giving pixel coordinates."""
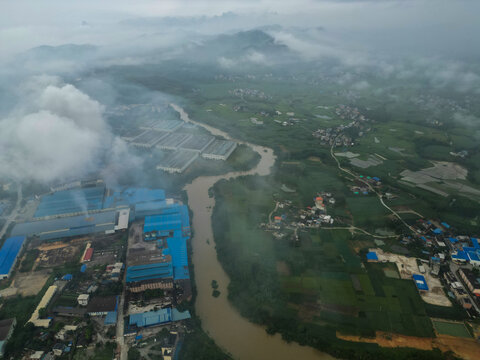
[{"left": 174, "top": 104, "right": 333, "bottom": 360}]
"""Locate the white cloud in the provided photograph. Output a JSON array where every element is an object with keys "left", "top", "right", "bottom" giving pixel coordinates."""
[{"left": 0, "top": 78, "right": 140, "bottom": 183}]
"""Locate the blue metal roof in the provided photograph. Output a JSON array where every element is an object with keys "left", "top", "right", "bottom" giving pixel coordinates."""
[
  {"left": 452, "top": 251, "right": 469, "bottom": 261},
  {"left": 441, "top": 222, "right": 450, "bottom": 229},
  {"left": 0, "top": 236, "right": 25, "bottom": 276},
  {"left": 103, "top": 188, "right": 165, "bottom": 209},
  {"left": 433, "top": 228, "right": 442, "bottom": 234},
  {"left": 171, "top": 308, "right": 191, "bottom": 321},
  {"left": 126, "top": 262, "right": 173, "bottom": 283},
  {"left": 412, "top": 274, "right": 429, "bottom": 291},
  {"left": 129, "top": 308, "right": 190, "bottom": 328},
  {"left": 129, "top": 308, "right": 172, "bottom": 327},
  {"left": 366, "top": 251, "right": 378, "bottom": 261},
  {"left": 472, "top": 238, "right": 479, "bottom": 249},
  {"left": 104, "top": 311, "right": 117, "bottom": 325},
  {"left": 35, "top": 186, "right": 105, "bottom": 218},
  {"left": 11, "top": 210, "right": 116, "bottom": 240},
  {"left": 448, "top": 237, "right": 458, "bottom": 243},
  {"left": 144, "top": 213, "right": 182, "bottom": 233},
  {"left": 467, "top": 250, "right": 480, "bottom": 262}
]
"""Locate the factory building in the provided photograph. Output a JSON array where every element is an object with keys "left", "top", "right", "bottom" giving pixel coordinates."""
[
  {"left": 11, "top": 210, "right": 119, "bottom": 241},
  {"left": 29, "top": 285, "right": 57, "bottom": 328},
  {"left": 34, "top": 184, "right": 106, "bottom": 218},
  {"left": 0, "top": 236, "right": 26, "bottom": 279},
  {"left": 128, "top": 308, "right": 190, "bottom": 329},
  {"left": 458, "top": 268, "right": 480, "bottom": 297},
  {"left": 126, "top": 203, "right": 191, "bottom": 298},
  {"left": 201, "top": 139, "right": 237, "bottom": 160}
]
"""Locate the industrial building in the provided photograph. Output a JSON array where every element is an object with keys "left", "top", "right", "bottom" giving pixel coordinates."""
[
  {"left": 0, "top": 236, "right": 26, "bottom": 279},
  {"left": 140, "top": 119, "right": 184, "bottom": 132},
  {"left": 128, "top": 308, "right": 190, "bottom": 329},
  {"left": 156, "top": 150, "right": 198, "bottom": 174},
  {"left": 126, "top": 203, "right": 191, "bottom": 297},
  {"left": 11, "top": 210, "right": 119, "bottom": 241},
  {"left": 179, "top": 134, "right": 214, "bottom": 152},
  {"left": 156, "top": 133, "right": 192, "bottom": 151},
  {"left": 29, "top": 285, "right": 57, "bottom": 328},
  {"left": 129, "top": 130, "right": 169, "bottom": 148},
  {"left": 458, "top": 268, "right": 480, "bottom": 297},
  {"left": 34, "top": 185, "right": 106, "bottom": 218},
  {"left": 86, "top": 295, "right": 118, "bottom": 316},
  {"left": 201, "top": 139, "right": 237, "bottom": 160}
]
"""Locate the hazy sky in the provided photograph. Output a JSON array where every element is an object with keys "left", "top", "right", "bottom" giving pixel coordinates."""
[
  {"left": 1, "top": 0, "right": 479, "bottom": 60},
  {"left": 1, "top": 0, "right": 479, "bottom": 185}
]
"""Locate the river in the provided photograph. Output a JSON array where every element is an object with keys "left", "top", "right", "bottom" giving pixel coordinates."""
[{"left": 174, "top": 104, "right": 333, "bottom": 360}]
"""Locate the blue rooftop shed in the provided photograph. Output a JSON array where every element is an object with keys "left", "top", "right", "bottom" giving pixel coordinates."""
[
  {"left": 472, "top": 238, "right": 479, "bottom": 249},
  {"left": 448, "top": 237, "right": 458, "bottom": 243},
  {"left": 412, "top": 274, "right": 429, "bottom": 291},
  {"left": 80, "top": 264, "right": 87, "bottom": 273},
  {"left": 0, "top": 236, "right": 26, "bottom": 279},
  {"left": 366, "top": 251, "right": 378, "bottom": 261},
  {"left": 441, "top": 222, "right": 450, "bottom": 229},
  {"left": 433, "top": 228, "right": 443, "bottom": 235}
]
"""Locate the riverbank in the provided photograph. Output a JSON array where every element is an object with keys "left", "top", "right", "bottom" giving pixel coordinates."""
[{"left": 176, "top": 104, "right": 333, "bottom": 360}]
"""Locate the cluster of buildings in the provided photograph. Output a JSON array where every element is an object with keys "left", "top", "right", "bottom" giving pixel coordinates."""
[
  {"left": 312, "top": 104, "right": 369, "bottom": 147},
  {"left": 125, "top": 202, "right": 192, "bottom": 302},
  {"left": 229, "top": 88, "right": 271, "bottom": 100},
  {"left": 350, "top": 176, "right": 382, "bottom": 195},
  {"left": 0, "top": 179, "right": 194, "bottom": 358},
  {"left": 398, "top": 218, "right": 480, "bottom": 315},
  {"left": 262, "top": 193, "right": 337, "bottom": 243},
  {"left": 120, "top": 117, "right": 237, "bottom": 173},
  {"left": 297, "top": 194, "right": 336, "bottom": 227}
]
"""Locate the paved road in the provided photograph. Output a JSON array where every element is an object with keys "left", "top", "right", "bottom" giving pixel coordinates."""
[
  {"left": 0, "top": 183, "right": 22, "bottom": 240},
  {"left": 116, "top": 244, "right": 128, "bottom": 360}
]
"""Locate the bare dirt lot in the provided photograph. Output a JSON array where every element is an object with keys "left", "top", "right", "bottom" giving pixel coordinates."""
[
  {"left": 370, "top": 248, "right": 451, "bottom": 307},
  {"left": 12, "top": 270, "right": 51, "bottom": 296},
  {"left": 337, "top": 331, "right": 480, "bottom": 360}
]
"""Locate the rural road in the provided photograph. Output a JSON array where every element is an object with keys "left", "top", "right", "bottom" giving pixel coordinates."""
[{"left": 330, "top": 142, "right": 417, "bottom": 233}]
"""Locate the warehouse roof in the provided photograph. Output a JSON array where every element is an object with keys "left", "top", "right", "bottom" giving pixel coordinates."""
[
  {"left": 103, "top": 188, "right": 165, "bottom": 209},
  {"left": 104, "top": 311, "right": 117, "bottom": 325},
  {"left": 0, "top": 236, "right": 25, "bottom": 276},
  {"left": 472, "top": 238, "right": 479, "bottom": 249},
  {"left": 126, "top": 262, "right": 173, "bottom": 283},
  {"left": 11, "top": 211, "right": 116, "bottom": 240},
  {"left": 412, "top": 274, "right": 429, "bottom": 291},
  {"left": 129, "top": 308, "right": 190, "bottom": 328},
  {"left": 34, "top": 186, "right": 105, "bottom": 218},
  {"left": 86, "top": 296, "right": 118, "bottom": 313}
]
